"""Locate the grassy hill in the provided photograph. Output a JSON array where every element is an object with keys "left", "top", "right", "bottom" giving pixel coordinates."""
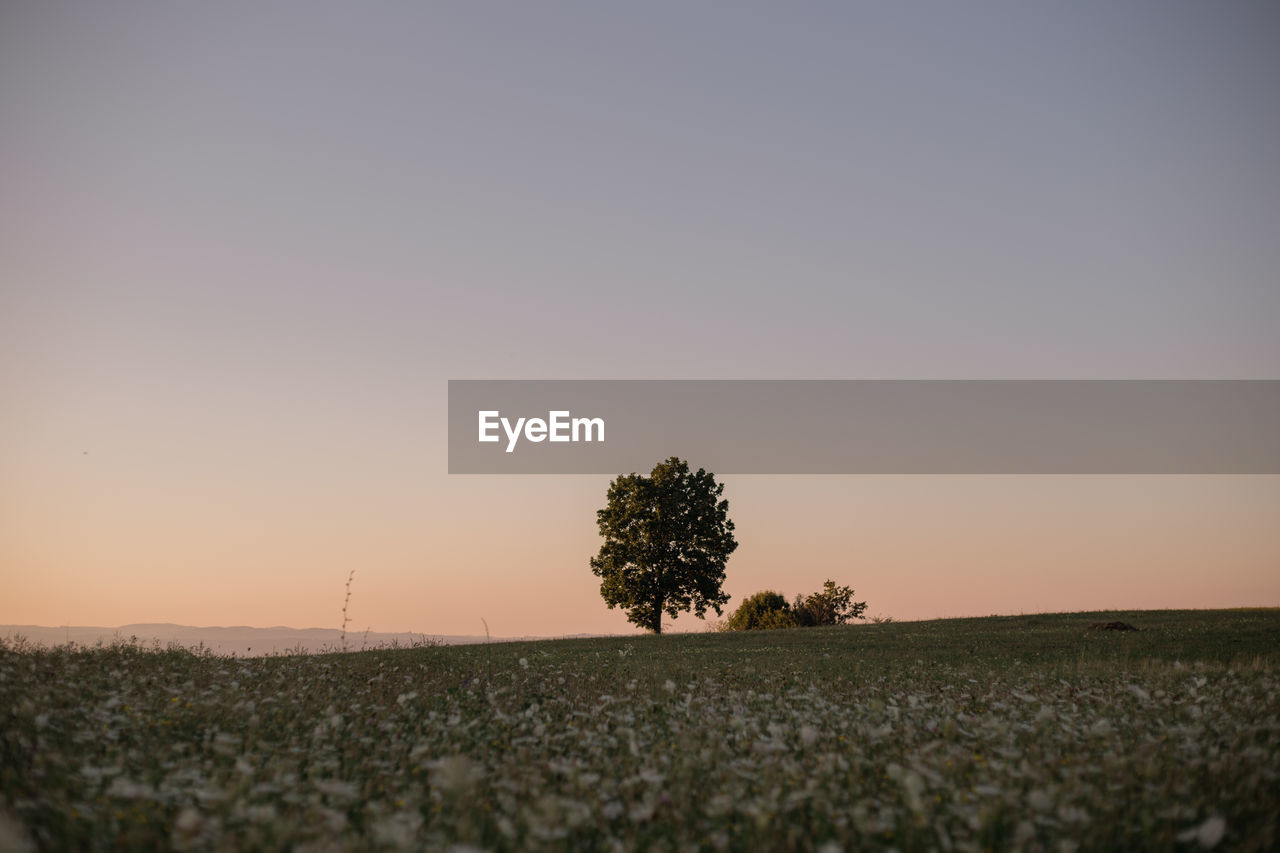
[{"left": 3, "top": 609, "right": 1277, "bottom": 851}]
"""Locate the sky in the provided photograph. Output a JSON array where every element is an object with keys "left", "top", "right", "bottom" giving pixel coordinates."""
[{"left": 2, "top": 2, "right": 1278, "bottom": 637}]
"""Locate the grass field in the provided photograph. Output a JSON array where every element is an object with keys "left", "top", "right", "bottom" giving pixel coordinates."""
[{"left": 2, "top": 609, "right": 1278, "bottom": 851}]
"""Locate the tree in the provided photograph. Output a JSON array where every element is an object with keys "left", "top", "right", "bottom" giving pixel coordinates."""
[
  {"left": 590, "top": 457, "right": 738, "bottom": 634},
  {"left": 793, "top": 580, "right": 866, "bottom": 626},
  {"left": 723, "top": 591, "right": 796, "bottom": 631}
]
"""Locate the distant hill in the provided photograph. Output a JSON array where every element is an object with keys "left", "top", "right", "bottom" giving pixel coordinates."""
[{"left": 0, "top": 623, "right": 597, "bottom": 656}]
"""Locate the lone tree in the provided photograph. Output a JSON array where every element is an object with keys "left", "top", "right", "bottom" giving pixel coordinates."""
[{"left": 590, "top": 457, "right": 738, "bottom": 634}]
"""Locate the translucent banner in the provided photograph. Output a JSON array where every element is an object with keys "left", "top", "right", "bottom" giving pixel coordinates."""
[{"left": 447, "top": 380, "right": 1280, "bottom": 474}]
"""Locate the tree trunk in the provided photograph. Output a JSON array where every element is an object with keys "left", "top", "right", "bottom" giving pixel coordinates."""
[{"left": 653, "top": 599, "right": 663, "bottom": 635}]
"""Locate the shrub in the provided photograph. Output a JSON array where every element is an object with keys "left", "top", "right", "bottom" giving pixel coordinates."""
[
  {"left": 723, "top": 591, "right": 797, "bottom": 631},
  {"left": 794, "top": 580, "right": 867, "bottom": 626},
  {"left": 725, "top": 581, "right": 868, "bottom": 630}
]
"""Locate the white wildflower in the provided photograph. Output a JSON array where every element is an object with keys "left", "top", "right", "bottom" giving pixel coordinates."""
[
  {"left": 637, "top": 768, "right": 665, "bottom": 785},
  {"left": 1178, "top": 816, "right": 1226, "bottom": 849},
  {"left": 372, "top": 810, "right": 424, "bottom": 847},
  {"left": 211, "top": 732, "right": 239, "bottom": 756},
  {"left": 170, "top": 807, "right": 218, "bottom": 851},
  {"left": 106, "top": 777, "right": 156, "bottom": 800},
  {"left": 704, "top": 795, "right": 733, "bottom": 818},
  {"left": 1027, "top": 789, "right": 1053, "bottom": 812},
  {"left": 313, "top": 778, "right": 359, "bottom": 800},
  {"left": 429, "top": 755, "right": 482, "bottom": 793},
  {"left": 629, "top": 799, "right": 656, "bottom": 822},
  {"left": 0, "top": 812, "right": 34, "bottom": 853},
  {"left": 319, "top": 807, "right": 347, "bottom": 832},
  {"left": 246, "top": 805, "right": 277, "bottom": 823},
  {"left": 901, "top": 769, "right": 926, "bottom": 814}
]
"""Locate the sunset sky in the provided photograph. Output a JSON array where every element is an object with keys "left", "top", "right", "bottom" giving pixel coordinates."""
[{"left": 2, "top": 2, "right": 1278, "bottom": 637}]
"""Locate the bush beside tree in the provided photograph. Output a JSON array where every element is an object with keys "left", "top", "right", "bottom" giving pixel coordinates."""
[
  {"left": 722, "top": 591, "right": 796, "bottom": 631},
  {"left": 724, "top": 580, "right": 867, "bottom": 631},
  {"left": 793, "top": 580, "right": 867, "bottom": 626}
]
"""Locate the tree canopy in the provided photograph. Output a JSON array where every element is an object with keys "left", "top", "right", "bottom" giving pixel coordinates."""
[{"left": 589, "top": 457, "right": 737, "bottom": 634}]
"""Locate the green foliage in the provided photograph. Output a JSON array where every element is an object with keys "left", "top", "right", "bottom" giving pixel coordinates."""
[
  {"left": 723, "top": 591, "right": 797, "bottom": 631},
  {"left": 793, "top": 580, "right": 867, "bottom": 627},
  {"left": 726, "top": 580, "right": 868, "bottom": 631},
  {"left": 590, "top": 457, "right": 738, "bottom": 634}
]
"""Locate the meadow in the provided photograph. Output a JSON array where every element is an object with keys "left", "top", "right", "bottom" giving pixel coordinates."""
[{"left": 2, "top": 609, "right": 1277, "bottom": 851}]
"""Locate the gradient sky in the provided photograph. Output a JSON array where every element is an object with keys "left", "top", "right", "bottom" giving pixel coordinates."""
[{"left": 2, "top": 2, "right": 1278, "bottom": 636}]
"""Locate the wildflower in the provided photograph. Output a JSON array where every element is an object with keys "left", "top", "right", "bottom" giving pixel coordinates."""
[
  {"left": 170, "top": 807, "right": 218, "bottom": 850},
  {"left": 0, "top": 812, "right": 34, "bottom": 853},
  {"left": 1027, "top": 789, "right": 1053, "bottom": 812},
  {"left": 1178, "top": 816, "right": 1226, "bottom": 849},
  {"left": 245, "top": 805, "right": 276, "bottom": 824},
  {"left": 313, "top": 778, "right": 359, "bottom": 800},
  {"left": 106, "top": 778, "right": 156, "bottom": 800},
  {"left": 372, "top": 811, "right": 423, "bottom": 847},
  {"left": 429, "top": 755, "right": 482, "bottom": 793}
]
